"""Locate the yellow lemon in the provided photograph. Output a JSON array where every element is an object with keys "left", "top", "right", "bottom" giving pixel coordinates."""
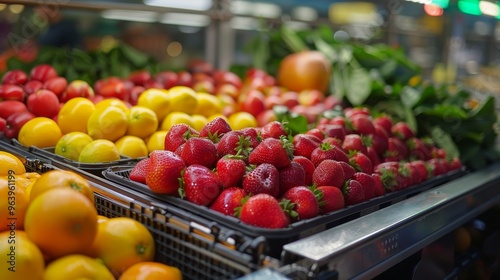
[
  {"left": 193, "top": 92, "right": 223, "bottom": 117},
  {"left": 95, "top": 98, "right": 130, "bottom": 114},
  {"left": 0, "top": 151, "right": 26, "bottom": 176},
  {"left": 18, "top": 117, "right": 62, "bottom": 148},
  {"left": 167, "top": 86, "right": 198, "bottom": 114},
  {"left": 191, "top": 114, "right": 208, "bottom": 132},
  {"left": 58, "top": 97, "right": 96, "bottom": 134},
  {"left": 87, "top": 106, "right": 128, "bottom": 142},
  {"left": 115, "top": 136, "right": 148, "bottom": 159},
  {"left": 127, "top": 106, "right": 158, "bottom": 139},
  {"left": 160, "top": 112, "right": 193, "bottom": 131},
  {"left": 0, "top": 231, "right": 45, "bottom": 280},
  {"left": 228, "top": 112, "right": 258, "bottom": 130},
  {"left": 137, "top": 89, "right": 170, "bottom": 121},
  {"left": 146, "top": 131, "right": 167, "bottom": 153},
  {"left": 78, "top": 139, "right": 120, "bottom": 163},
  {"left": 54, "top": 132, "right": 94, "bottom": 161},
  {"left": 43, "top": 254, "right": 114, "bottom": 280}
]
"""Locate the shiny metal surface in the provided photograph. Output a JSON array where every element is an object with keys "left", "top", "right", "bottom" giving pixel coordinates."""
[
  {"left": 237, "top": 268, "right": 292, "bottom": 280},
  {"left": 282, "top": 163, "right": 500, "bottom": 279}
]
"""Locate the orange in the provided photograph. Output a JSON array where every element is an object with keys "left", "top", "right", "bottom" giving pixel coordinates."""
[
  {"left": 24, "top": 188, "right": 98, "bottom": 259},
  {"left": 160, "top": 112, "right": 193, "bottom": 131},
  {"left": 78, "top": 139, "right": 121, "bottom": 163},
  {"left": 127, "top": 106, "right": 158, "bottom": 139},
  {"left": 0, "top": 178, "right": 29, "bottom": 232},
  {"left": 29, "top": 170, "right": 94, "bottom": 202},
  {"left": 95, "top": 98, "right": 130, "bottom": 114},
  {"left": 115, "top": 136, "right": 148, "bottom": 159},
  {"left": 119, "top": 262, "right": 183, "bottom": 280},
  {"left": 167, "top": 86, "right": 198, "bottom": 114},
  {"left": 87, "top": 106, "right": 128, "bottom": 142},
  {"left": 97, "top": 215, "right": 109, "bottom": 224},
  {"left": 58, "top": 97, "right": 96, "bottom": 134},
  {"left": 13, "top": 172, "right": 40, "bottom": 190},
  {"left": 137, "top": 89, "right": 170, "bottom": 121},
  {"left": 146, "top": 131, "right": 167, "bottom": 153},
  {"left": 43, "top": 254, "right": 114, "bottom": 280},
  {"left": 228, "top": 112, "right": 257, "bottom": 130},
  {"left": 193, "top": 92, "right": 222, "bottom": 117},
  {"left": 0, "top": 230, "right": 45, "bottom": 280},
  {"left": 54, "top": 132, "right": 94, "bottom": 161},
  {"left": 88, "top": 217, "right": 155, "bottom": 276},
  {"left": 18, "top": 117, "right": 62, "bottom": 148},
  {"left": 0, "top": 151, "right": 26, "bottom": 176}
]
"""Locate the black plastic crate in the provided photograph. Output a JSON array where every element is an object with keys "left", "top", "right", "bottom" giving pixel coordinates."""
[{"left": 103, "top": 165, "right": 467, "bottom": 259}]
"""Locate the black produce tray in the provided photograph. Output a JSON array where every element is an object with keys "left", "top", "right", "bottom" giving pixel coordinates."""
[{"left": 102, "top": 165, "right": 467, "bottom": 258}]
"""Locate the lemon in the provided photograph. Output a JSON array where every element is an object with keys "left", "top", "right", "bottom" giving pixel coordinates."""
[
  {"left": 146, "top": 131, "right": 167, "bottom": 153},
  {"left": 193, "top": 92, "right": 223, "bottom": 117},
  {"left": 58, "top": 97, "right": 96, "bottom": 134},
  {"left": 78, "top": 139, "right": 120, "bottom": 163},
  {"left": 137, "top": 88, "right": 170, "bottom": 121},
  {"left": 95, "top": 98, "right": 130, "bottom": 114},
  {"left": 228, "top": 112, "right": 258, "bottom": 130},
  {"left": 87, "top": 106, "right": 128, "bottom": 142},
  {"left": 191, "top": 114, "right": 208, "bottom": 132},
  {"left": 127, "top": 106, "right": 158, "bottom": 139},
  {"left": 160, "top": 112, "right": 194, "bottom": 131},
  {"left": 115, "top": 136, "right": 148, "bottom": 159},
  {"left": 54, "top": 132, "right": 94, "bottom": 161},
  {"left": 167, "top": 86, "right": 198, "bottom": 114},
  {"left": 0, "top": 151, "right": 26, "bottom": 176},
  {"left": 18, "top": 117, "right": 62, "bottom": 148}
]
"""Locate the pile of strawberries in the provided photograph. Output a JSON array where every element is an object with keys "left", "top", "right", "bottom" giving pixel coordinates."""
[{"left": 129, "top": 106, "right": 462, "bottom": 229}]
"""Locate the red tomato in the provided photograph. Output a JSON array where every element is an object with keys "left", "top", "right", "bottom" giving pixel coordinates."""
[{"left": 26, "top": 89, "right": 60, "bottom": 118}]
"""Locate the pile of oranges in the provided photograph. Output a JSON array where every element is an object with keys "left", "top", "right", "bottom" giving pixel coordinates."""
[{"left": 0, "top": 151, "right": 182, "bottom": 280}]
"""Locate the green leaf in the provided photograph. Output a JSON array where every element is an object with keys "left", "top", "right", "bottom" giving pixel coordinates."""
[
  {"left": 252, "top": 34, "right": 270, "bottom": 71},
  {"left": 402, "top": 104, "right": 418, "bottom": 134},
  {"left": 416, "top": 104, "right": 468, "bottom": 119},
  {"left": 469, "top": 96, "right": 495, "bottom": 119},
  {"left": 331, "top": 68, "right": 344, "bottom": 101},
  {"left": 400, "top": 86, "right": 421, "bottom": 108},
  {"left": 280, "top": 25, "right": 308, "bottom": 53},
  {"left": 379, "top": 59, "right": 398, "bottom": 78},
  {"left": 312, "top": 34, "right": 337, "bottom": 62},
  {"left": 345, "top": 66, "right": 372, "bottom": 106},
  {"left": 119, "top": 45, "right": 150, "bottom": 68},
  {"left": 430, "top": 126, "right": 460, "bottom": 159}
]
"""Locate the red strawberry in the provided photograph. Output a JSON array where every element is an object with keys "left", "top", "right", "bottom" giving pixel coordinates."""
[
  {"left": 344, "top": 107, "right": 370, "bottom": 118},
  {"left": 242, "top": 163, "right": 280, "bottom": 197},
  {"left": 338, "top": 161, "right": 356, "bottom": 181},
  {"left": 311, "top": 142, "right": 349, "bottom": 166},
  {"left": 407, "top": 137, "right": 432, "bottom": 161},
  {"left": 371, "top": 173, "right": 385, "bottom": 197},
  {"left": 352, "top": 172, "right": 375, "bottom": 200},
  {"left": 180, "top": 137, "right": 218, "bottom": 168},
  {"left": 316, "top": 186, "right": 345, "bottom": 213},
  {"left": 293, "top": 134, "right": 321, "bottom": 159},
  {"left": 260, "top": 121, "right": 287, "bottom": 139},
  {"left": 372, "top": 124, "right": 389, "bottom": 155},
  {"left": 343, "top": 179, "right": 366, "bottom": 206},
  {"left": 146, "top": 150, "right": 186, "bottom": 195},
  {"left": 216, "top": 131, "right": 252, "bottom": 158},
  {"left": 374, "top": 161, "right": 399, "bottom": 192},
  {"left": 248, "top": 137, "right": 293, "bottom": 169},
  {"left": 394, "top": 164, "right": 412, "bottom": 190},
  {"left": 237, "top": 194, "right": 291, "bottom": 229},
  {"left": 342, "top": 134, "right": 368, "bottom": 155},
  {"left": 449, "top": 157, "right": 462, "bottom": 171},
  {"left": 282, "top": 186, "right": 319, "bottom": 220},
  {"left": 292, "top": 156, "right": 315, "bottom": 186},
  {"left": 210, "top": 187, "right": 248, "bottom": 216},
  {"left": 391, "top": 122, "right": 414, "bottom": 141},
  {"left": 164, "top": 124, "right": 198, "bottom": 152},
  {"left": 174, "top": 143, "right": 185, "bottom": 157},
  {"left": 305, "top": 128, "right": 325, "bottom": 140},
  {"left": 216, "top": 155, "right": 247, "bottom": 188},
  {"left": 180, "top": 164, "right": 221, "bottom": 206},
  {"left": 431, "top": 147, "right": 447, "bottom": 159},
  {"left": 278, "top": 162, "right": 306, "bottom": 196},
  {"left": 312, "top": 160, "right": 345, "bottom": 188},
  {"left": 347, "top": 114, "right": 375, "bottom": 135},
  {"left": 404, "top": 162, "right": 420, "bottom": 186},
  {"left": 410, "top": 160, "right": 429, "bottom": 183},
  {"left": 366, "top": 147, "right": 380, "bottom": 167},
  {"left": 322, "top": 137, "right": 343, "bottom": 148},
  {"left": 241, "top": 127, "right": 261, "bottom": 149},
  {"left": 373, "top": 115, "right": 393, "bottom": 137},
  {"left": 427, "top": 158, "right": 447, "bottom": 177},
  {"left": 349, "top": 151, "right": 373, "bottom": 174},
  {"left": 319, "top": 124, "right": 346, "bottom": 141},
  {"left": 384, "top": 137, "right": 409, "bottom": 162},
  {"left": 129, "top": 158, "right": 150, "bottom": 184},
  {"left": 329, "top": 116, "right": 346, "bottom": 128},
  {"left": 199, "top": 117, "right": 232, "bottom": 142}
]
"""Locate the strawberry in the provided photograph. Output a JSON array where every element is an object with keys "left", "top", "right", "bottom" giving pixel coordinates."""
[
  {"left": 146, "top": 150, "right": 186, "bottom": 195},
  {"left": 329, "top": 116, "right": 346, "bottom": 128},
  {"left": 292, "top": 156, "right": 315, "bottom": 186},
  {"left": 129, "top": 158, "right": 150, "bottom": 184},
  {"left": 391, "top": 122, "right": 415, "bottom": 141},
  {"left": 394, "top": 164, "right": 412, "bottom": 190},
  {"left": 366, "top": 147, "right": 380, "bottom": 167},
  {"left": 407, "top": 137, "right": 432, "bottom": 161},
  {"left": 342, "top": 134, "right": 368, "bottom": 155},
  {"left": 338, "top": 161, "right": 356, "bottom": 181},
  {"left": 410, "top": 160, "right": 429, "bottom": 183},
  {"left": 371, "top": 173, "right": 385, "bottom": 197},
  {"left": 344, "top": 107, "right": 370, "bottom": 118},
  {"left": 293, "top": 134, "right": 321, "bottom": 159},
  {"left": 278, "top": 162, "right": 306, "bottom": 196},
  {"left": 343, "top": 179, "right": 366, "bottom": 206},
  {"left": 349, "top": 151, "right": 373, "bottom": 174},
  {"left": 346, "top": 114, "right": 375, "bottom": 135},
  {"left": 372, "top": 124, "right": 389, "bottom": 155},
  {"left": 427, "top": 158, "right": 447, "bottom": 177},
  {"left": 311, "top": 142, "right": 349, "bottom": 166},
  {"left": 322, "top": 137, "right": 343, "bottom": 148},
  {"left": 384, "top": 137, "right": 409, "bottom": 162},
  {"left": 241, "top": 127, "right": 261, "bottom": 149},
  {"left": 210, "top": 187, "right": 248, "bottom": 216},
  {"left": 174, "top": 143, "right": 185, "bottom": 157},
  {"left": 260, "top": 121, "right": 287, "bottom": 139},
  {"left": 374, "top": 161, "right": 399, "bottom": 192},
  {"left": 216, "top": 131, "right": 253, "bottom": 158},
  {"left": 373, "top": 115, "right": 393, "bottom": 137},
  {"left": 431, "top": 147, "right": 447, "bottom": 159},
  {"left": 305, "top": 128, "right": 325, "bottom": 140},
  {"left": 199, "top": 117, "right": 232, "bottom": 142},
  {"left": 404, "top": 162, "right": 420, "bottom": 186},
  {"left": 312, "top": 159, "right": 345, "bottom": 188},
  {"left": 180, "top": 137, "right": 218, "bottom": 168},
  {"left": 449, "top": 157, "right": 462, "bottom": 171},
  {"left": 319, "top": 124, "right": 346, "bottom": 141},
  {"left": 242, "top": 163, "right": 280, "bottom": 197},
  {"left": 316, "top": 186, "right": 345, "bottom": 213},
  {"left": 282, "top": 186, "right": 319, "bottom": 220},
  {"left": 248, "top": 137, "right": 293, "bottom": 169},
  {"left": 352, "top": 172, "right": 375, "bottom": 200},
  {"left": 164, "top": 123, "right": 198, "bottom": 152},
  {"left": 179, "top": 164, "right": 221, "bottom": 206},
  {"left": 237, "top": 194, "right": 292, "bottom": 229},
  {"left": 216, "top": 155, "right": 247, "bottom": 188}
]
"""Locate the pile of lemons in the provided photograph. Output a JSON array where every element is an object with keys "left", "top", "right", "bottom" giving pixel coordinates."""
[{"left": 17, "top": 86, "right": 258, "bottom": 163}]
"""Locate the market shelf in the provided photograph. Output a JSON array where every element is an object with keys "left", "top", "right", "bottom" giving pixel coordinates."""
[{"left": 277, "top": 162, "right": 500, "bottom": 280}]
